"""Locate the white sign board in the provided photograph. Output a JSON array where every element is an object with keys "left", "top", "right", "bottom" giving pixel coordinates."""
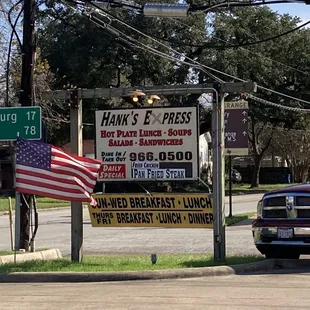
[{"left": 95, "top": 107, "right": 199, "bottom": 181}]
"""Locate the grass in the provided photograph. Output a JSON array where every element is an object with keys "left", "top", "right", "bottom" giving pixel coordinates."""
[
  {"left": 0, "top": 248, "right": 49, "bottom": 256},
  {"left": 0, "top": 250, "right": 24, "bottom": 256},
  {"left": 228, "top": 183, "right": 297, "bottom": 194},
  {"left": 225, "top": 212, "right": 256, "bottom": 226},
  {"left": 188, "top": 182, "right": 295, "bottom": 195},
  {"left": 0, "top": 254, "right": 264, "bottom": 273},
  {"left": 0, "top": 197, "right": 70, "bottom": 212}
]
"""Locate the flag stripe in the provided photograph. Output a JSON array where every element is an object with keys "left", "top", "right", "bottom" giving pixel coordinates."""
[
  {"left": 15, "top": 183, "right": 92, "bottom": 200},
  {"left": 53, "top": 149, "right": 101, "bottom": 172},
  {"left": 51, "top": 165, "right": 96, "bottom": 189},
  {"left": 15, "top": 186, "right": 89, "bottom": 202},
  {"left": 53, "top": 147, "right": 101, "bottom": 170},
  {"left": 16, "top": 167, "right": 93, "bottom": 192},
  {"left": 16, "top": 165, "right": 95, "bottom": 192},
  {"left": 16, "top": 176, "right": 93, "bottom": 195},
  {"left": 52, "top": 157, "right": 98, "bottom": 181}
]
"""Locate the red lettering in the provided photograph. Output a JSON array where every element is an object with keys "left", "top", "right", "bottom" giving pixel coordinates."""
[
  {"left": 105, "top": 172, "right": 125, "bottom": 178},
  {"left": 99, "top": 164, "right": 126, "bottom": 179},
  {"left": 100, "top": 130, "right": 115, "bottom": 138},
  {"left": 116, "top": 130, "right": 137, "bottom": 138},
  {"left": 139, "top": 129, "right": 162, "bottom": 137},
  {"left": 108, "top": 139, "right": 134, "bottom": 147},
  {"left": 167, "top": 129, "right": 192, "bottom": 136},
  {"left": 139, "top": 139, "right": 183, "bottom": 146}
]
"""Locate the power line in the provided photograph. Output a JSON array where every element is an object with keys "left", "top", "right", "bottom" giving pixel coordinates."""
[
  {"left": 81, "top": 1, "right": 310, "bottom": 76},
  {"left": 82, "top": 1, "right": 310, "bottom": 106},
  {"left": 7, "top": 0, "right": 23, "bottom": 50},
  {"left": 191, "top": 1, "right": 243, "bottom": 14},
  {"left": 168, "top": 18, "right": 310, "bottom": 76},
  {"left": 188, "top": 0, "right": 306, "bottom": 12},
  {"left": 72, "top": 0, "right": 224, "bottom": 82},
  {"left": 151, "top": 20, "right": 310, "bottom": 50},
  {"left": 61, "top": 1, "right": 310, "bottom": 115},
  {"left": 6, "top": 3, "right": 24, "bottom": 106},
  {"left": 75, "top": 0, "right": 308, "bottom": 15},
  {"left": 245, "top": 93, "right": 310, "bottom": 113},
  {"left": 75, "top": 4, "right": 310, "bottom": 114}
]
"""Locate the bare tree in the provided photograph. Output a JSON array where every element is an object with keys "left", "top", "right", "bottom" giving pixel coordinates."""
[
  {"left": 0, "top": 0, "right": 23, "bottom": 106},
  {"left": 272, "top": 128, "right": 310, "bottom": 183},
  {"left": 248, "top": 120, "right": 278, "bottom": 188},
  {"left": 10, "top": 48, "right": 68, "bottom": 140}
]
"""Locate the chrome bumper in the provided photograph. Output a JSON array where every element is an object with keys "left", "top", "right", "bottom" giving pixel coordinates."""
[{"left": 253, "top": 226, "right": 310, "bottom": 246}]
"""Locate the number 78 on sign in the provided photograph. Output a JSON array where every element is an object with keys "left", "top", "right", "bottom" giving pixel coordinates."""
[{"left": 0, "top": 106, "right": 42, "bottom": 141}]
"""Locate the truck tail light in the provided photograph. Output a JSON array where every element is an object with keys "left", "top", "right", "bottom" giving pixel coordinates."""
[{"left": 257, "top": 199, "right": 263, "bottom": 218}]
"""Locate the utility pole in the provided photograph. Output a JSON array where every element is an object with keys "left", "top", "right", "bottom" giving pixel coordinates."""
[
  {"left": 69, "top": 89, "right": 84, "bottom": 262},
  {"left": 17, "top": 0, "right": 36, "bottom": 250},
  {"left": 212, "top": 88, "right": 226, "bottom": 262}
]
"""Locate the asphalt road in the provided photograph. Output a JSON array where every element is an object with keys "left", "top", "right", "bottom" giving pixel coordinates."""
[
  {"left": 0, "top": 199, "right": 260, "bottom": 256},
  {"left": 1, "top": 272, "right": 310, "bottom": 309},
  {"left": 224, "top": 198, "right": 259, "bottom": 216}
]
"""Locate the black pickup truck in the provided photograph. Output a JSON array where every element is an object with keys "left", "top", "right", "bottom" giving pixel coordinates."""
[{"left": 252, "top": 183, "right": 310, "bottom": 259}]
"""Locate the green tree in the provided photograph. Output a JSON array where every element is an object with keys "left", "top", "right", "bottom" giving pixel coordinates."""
[
  {"left": 36, "top": 0, "right": 207, "bottom": 144},
  {"left": 197, "top": 6, "right": 310, "bottom": 187},
  {"left": 38, "top": 0, "right": 206, "bottom": 89},
  {"left": 9, "top": 48, "right": 67, "bottom": 143}
]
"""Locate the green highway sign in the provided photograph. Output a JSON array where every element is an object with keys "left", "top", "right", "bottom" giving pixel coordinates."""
[{"left": 0, "top": 106, "right": 42, "bottom": 141}]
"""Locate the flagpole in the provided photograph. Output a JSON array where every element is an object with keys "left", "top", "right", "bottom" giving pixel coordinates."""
[
  {"left": 70, "top": 89, "right": 84, "bottom": 263},
  {"left": 10, "top": 138, "right": 20, "bottom": 258}
]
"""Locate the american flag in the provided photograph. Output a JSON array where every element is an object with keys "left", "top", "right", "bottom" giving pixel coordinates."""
[{"left": 15, "top": 138, "right": 102, "bottom": 205}]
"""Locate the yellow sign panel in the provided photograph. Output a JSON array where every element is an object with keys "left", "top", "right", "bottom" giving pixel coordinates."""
[{"left": 88, "top": 193, "right": 213, "bottom": 228}]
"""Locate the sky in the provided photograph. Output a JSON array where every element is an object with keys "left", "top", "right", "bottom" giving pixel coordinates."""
[{"left": 268, "top": 2, "right": 310, "bottom": 25}]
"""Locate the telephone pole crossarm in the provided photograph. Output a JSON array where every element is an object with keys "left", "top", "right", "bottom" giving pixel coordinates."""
[{"left": 41, "top": 82, "right": 257, "bottom": 101}]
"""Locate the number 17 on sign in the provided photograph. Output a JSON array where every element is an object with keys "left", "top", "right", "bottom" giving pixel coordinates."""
[{"left": 27, "top": 111, "right": 36, "bottom": 120}]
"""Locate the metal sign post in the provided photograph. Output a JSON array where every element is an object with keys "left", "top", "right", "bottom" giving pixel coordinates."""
[
  {"left": 42, "top": 82, "right": 257, "bottom": 263},
  {"left": 212, "top": 91, "right": 226, "bottom": 262},
  {"left": 228, "top": 155, "right": 233, "bottom": 218}
]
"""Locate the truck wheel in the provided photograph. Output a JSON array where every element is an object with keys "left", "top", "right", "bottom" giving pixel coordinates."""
[{"left": 265, "top": 252, "right": 300, "bottom": 259}]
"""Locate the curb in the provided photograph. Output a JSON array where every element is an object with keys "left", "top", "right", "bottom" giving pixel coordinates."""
[
  {"left": 1, "top": 258, "right": 308, "bottom": 283},
  {"left": 0, "top": 249, "right": 62, "bottom": 265}
]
